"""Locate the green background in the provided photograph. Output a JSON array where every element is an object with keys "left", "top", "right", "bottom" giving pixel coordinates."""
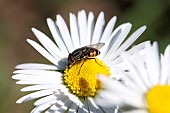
[{"left": 0, "top": 0, "right": 169, "bottom": 113}]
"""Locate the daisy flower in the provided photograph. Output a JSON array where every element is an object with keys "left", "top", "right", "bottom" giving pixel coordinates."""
[
  {"left": 96, "top": 42, "right": 170, "bottom": 113},
  {"left": 12, "top": 10, "right": 146, "bottom": 113}
]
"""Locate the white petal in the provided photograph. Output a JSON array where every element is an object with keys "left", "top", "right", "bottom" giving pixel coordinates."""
[
  {"left": 101, "top": 107, "right": 116, "bottom": 113},
  {"left": 16, "top": 89, "right": 54, "bottom": 103},
  {"left": 109, "top": 66, "right": 140, "bottom": 90},
  {"left": 34, "top": 95, "right": 56, "bottom": 106},
  {"left": 124, "top": 109, "right": 147, "bottom": 113},
  {"left": 56, "top": 15, "right": 74, "bottom": 52},
  {"left": 69, "top": 13, "right": 80, "bottom": 49},
  {"left": 83, "top": 98, "right": 89, "bottom": 113},
  {"left": 126, "top": 41, "right": 150, "bottom": 56},
  {"left": 77, "top": 98, "right": 89, "bottom": 113},
  {"left": 46, "top": 104, "right": 60, "bottom": 113},
  {"left": 77, "top": 98, "right": 88, "bottom": 113},
  {"left": 16, "top": 79, "right": 62, "bottom": 85},
  {"left": 78, "top": 10, "right": 87, "bottom": 47},
  {"left": 87, "top": 98, "right": 103, "bottom": 113},
  {"left": 57, "top": 100, "right": 72, "bottom": 113},
  {"left": 103, "top": 23, "right": 132, "bottom": 61},
  {"left": 47, "top": 96, "right": 69, "bottom": 113},
  {"left": 13, "top": 77, "right": 61, "bottom": 86},
  {"left": 13, "top": 70, "right": 62, "bottom": 76},
  {"left": 99, "top": 23, "right": 130, "bottom": 59},
  {"left": 91, "top": 12, "right": 105, "bottom": 44},
  {"left": 121, "top": 54, "right": 148, "bottom": 92},
  {"left": 114, "top": 106, "right": 120, "bottom": 113},
  {"left": 145, "top": 42, "right": 160, "bottom": 85},
  {"left": 88, "top": 97, "right": 99, "bottom": 109},
  {"left": 32, "top": 28, "right": 65, "bottom": 59},
  {"left": 68, "top": 102, "right": 79, "bottom": 113},
  {"left": 15, "top": 63, "right": 59, "bottom": 70},
  {"left": 12, "top": 74, "right": 62, "bottom": 81},
  {"left": 21, "top": 85, "right": 55, "bottom": 92},
  {"left": 108, "top": 57, "right": 122, "bottom": 68},
  {"left": 13, "top": 72, "right": 63, "bottom": 85},
  {"left": 110, "top": 26, "right": 146, "bottom": 60},
  {"left": 77, "top": 107, "right": 83, "bottom": 113},
  {"left": 31, "top": 100, "right": 57, "bottom": 113},
  {"left": 129, "top": 53, "right": 152, "bottom": 88},
  {"left": 160, "top": 45, "right": 170, "bottom": 84},
  {"left": 27, "top": 39, "right": 64, "bottom": 68},
  {"left": 86, "top": 12, "right": 94, "bottom": 45},
  {"left": 100, "top": 16, "right": 117, "bottom": 42},
  {"left": 47, "top": 18, "right": 69, "bottom": 54}
]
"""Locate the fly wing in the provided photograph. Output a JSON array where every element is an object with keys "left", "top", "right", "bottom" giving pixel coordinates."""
[
  {"left": 72, "top": 48, "right": 84, "bottom": 60},
  {"left": 87, "top": 43, "right": 105, "bottom": 49}
]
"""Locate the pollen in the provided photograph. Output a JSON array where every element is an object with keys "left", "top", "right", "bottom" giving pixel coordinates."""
[
  {"left": 64, "top": 58, "right": 110, "bottom": 97},
  {"left": 146, "top": 85, "right": 170, "bottom": 113}
]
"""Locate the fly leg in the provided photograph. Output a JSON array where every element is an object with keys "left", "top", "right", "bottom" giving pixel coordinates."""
[
  {"left": 78, "top": 60, "right": 85, "bottom": 75},
  {"left": 68, "top": 61, "right": 75, "bottom": 70},
  {"left": 87, "top": 57, "right": 103, "bottom": 67}
]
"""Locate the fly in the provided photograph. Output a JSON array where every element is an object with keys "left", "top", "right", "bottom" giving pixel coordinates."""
[{"left": 68, "top": 43, "right": 105, "bottom": 74}]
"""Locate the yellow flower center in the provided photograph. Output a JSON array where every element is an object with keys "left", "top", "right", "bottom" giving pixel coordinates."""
[
  {"left": 146, "top": 85, "right": 170, "bottom": 113},
  {"left": 64, "top": 58, "right": 110, "bottom": 97}
]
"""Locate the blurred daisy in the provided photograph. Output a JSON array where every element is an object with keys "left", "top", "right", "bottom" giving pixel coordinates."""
[
  {"left": 96, "top": 42, "right": 170, "bottom": 113},
  {"left": 12, "top": 10, "right": 146, "bottom": 113}
]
